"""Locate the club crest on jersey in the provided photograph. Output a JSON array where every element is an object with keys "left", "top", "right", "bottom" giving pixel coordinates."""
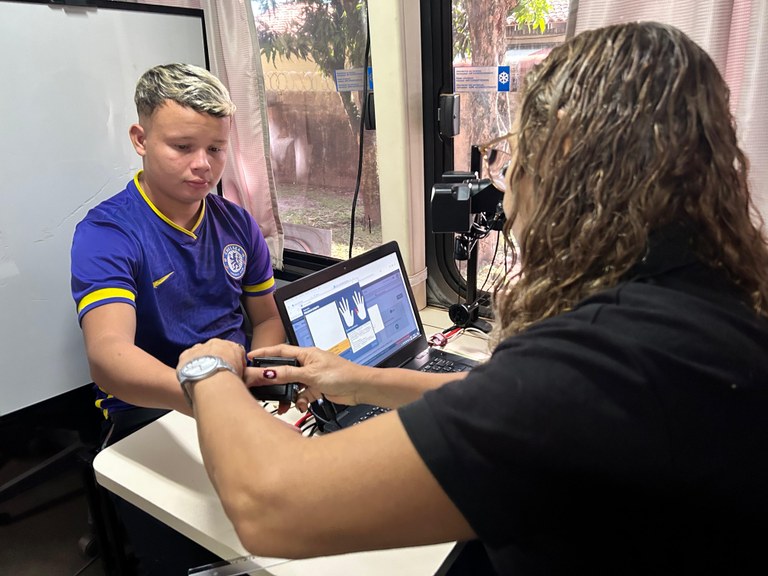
[{"left": 222, "top": 244, "right": 247, "bottom": 280}]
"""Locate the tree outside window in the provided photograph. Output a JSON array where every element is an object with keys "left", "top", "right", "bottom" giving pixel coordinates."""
[{"left": 253, "top": 0, "right": 381, "bottom": 259}]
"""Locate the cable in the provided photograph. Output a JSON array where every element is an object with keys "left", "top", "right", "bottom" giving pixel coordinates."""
[
  {"left": 294, "top": 412, "right": 313, "bottom": 428},
  {"left": 301, "top": 419, "right": 318, "bottom": 435},
  {"left": 428, "top": 326, "right": 463, "bottom": 347},
  {"left": 479, "top": 229, "right": 502, "bottom": 294},
  {"left": 464, "top": 326, "right": 491, "bottom": 339},
  {"left": 428, "top": 331, "right": 448, "bottom": 347},
  {"left": 72, "top": 556, "right": 99, "bottom": 576},
  {"left": 322, "top": 394, "right": 341, "bottom": 429},
  {"left": 348, "top": 2, "right": 372, "bottom": 258},
  {"left": 444, "top": 326, "right": 463, "bottom": 340},
  {"left": 308, "top": 396, "right": 342, "bottom": 432}
]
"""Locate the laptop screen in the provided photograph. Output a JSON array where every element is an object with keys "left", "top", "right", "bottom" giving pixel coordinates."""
[{"left": 276, "top": 242, "right": 425, "bottom": 368}]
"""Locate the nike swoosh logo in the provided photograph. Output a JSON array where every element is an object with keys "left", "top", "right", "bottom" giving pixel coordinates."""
[{"left": 152, "top": 272, "right": 174, "bottom": 288}]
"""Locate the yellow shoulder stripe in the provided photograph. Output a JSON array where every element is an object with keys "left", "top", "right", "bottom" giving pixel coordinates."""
[
  {"left": 243, "top": 277, "right": 275, "bottom": 293},
  {"left": 77, "top": 288, "right": 136, "bottom": 314}
]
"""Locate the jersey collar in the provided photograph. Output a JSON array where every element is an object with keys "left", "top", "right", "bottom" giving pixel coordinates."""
[{"left": 133, "top": 170, "right": 205, "bottom": 239}]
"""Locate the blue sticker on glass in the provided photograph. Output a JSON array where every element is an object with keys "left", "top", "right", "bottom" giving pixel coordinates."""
[{"left": 497, "top": 66, "right": 511, "bottom": 92}]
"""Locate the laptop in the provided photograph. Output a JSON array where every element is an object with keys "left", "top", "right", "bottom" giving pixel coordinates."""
[{"left": 274, "top": 240, "right": 479, "bottom": 430}]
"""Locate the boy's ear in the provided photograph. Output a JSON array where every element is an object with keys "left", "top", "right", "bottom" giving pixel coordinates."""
[{"left": 129, "top": 123, "right": 147, "bottom": 157}]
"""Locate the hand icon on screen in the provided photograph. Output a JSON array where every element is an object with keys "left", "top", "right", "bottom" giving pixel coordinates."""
[
  {"left": 338, "top": 297, "right": 355, "bottom": 327},
  {"left": 353, "top": 291, "right": 367, "bottom": 320}
]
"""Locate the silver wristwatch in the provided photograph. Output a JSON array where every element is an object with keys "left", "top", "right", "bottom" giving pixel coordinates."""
[{"left": 177, "top": 355, "right": 237, "bottom": 407}]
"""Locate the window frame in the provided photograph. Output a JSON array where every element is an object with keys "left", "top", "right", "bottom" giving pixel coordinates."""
[{"left": 420, "top": 0, "right": 489, "bottom": 314}]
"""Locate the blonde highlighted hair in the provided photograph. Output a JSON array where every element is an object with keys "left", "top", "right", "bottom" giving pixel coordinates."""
[{"left": 134, "top": 63, "right": 235, "bottom": 119}]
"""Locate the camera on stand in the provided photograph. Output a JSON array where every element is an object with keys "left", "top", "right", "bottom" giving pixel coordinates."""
[
  {"left": 431, "top": 171, "right": 504, "bottom": 234},
  {"left": 430, "top": 171, "right": 505, "bottom": 332}
]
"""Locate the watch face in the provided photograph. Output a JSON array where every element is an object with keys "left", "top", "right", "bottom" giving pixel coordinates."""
[{"left": 181, "top": 355, "right": 219, "bottom": 379}]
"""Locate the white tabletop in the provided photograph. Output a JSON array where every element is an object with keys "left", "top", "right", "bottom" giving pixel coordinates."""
[
  {"left": 418, "top": 307, "right": 491, "bottom": 362},
  {"left": 93, "top": 307, "right": 491, "bottom": 575}
]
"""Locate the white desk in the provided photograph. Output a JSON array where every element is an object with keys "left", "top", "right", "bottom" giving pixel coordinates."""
[
  {"left": 418, "top": 307, "right": 491, "bottom": 363},
  {"left": 94, "top": 307, "right": 491, "bottom": 575}
]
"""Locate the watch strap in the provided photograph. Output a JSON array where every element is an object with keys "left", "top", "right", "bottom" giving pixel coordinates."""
[{"left": 178, "top": 356, "right": 237, "bottom": 408}]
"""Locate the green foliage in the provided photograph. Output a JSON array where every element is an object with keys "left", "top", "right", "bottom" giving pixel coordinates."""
[
  {"left": 255, "top": 0, "right": 368, "bottom": 79},
  {"left": 511, "top": 0, "right": 552, "bottom": 34},
  {"left": 452, "top": 2, "right": 470, "bottom": 61},
  {"left": 255, "top": 0, "right": 368, "bottom": 130},
  {"left": 451, "top": 0, "right": 553, "bottom": 61}
]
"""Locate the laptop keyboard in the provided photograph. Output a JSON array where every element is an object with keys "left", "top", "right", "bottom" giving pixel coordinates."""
[
  {"left": 315, "top": 358, "right": 475, "bottom": 433},
  {"left": 313, "top": 403, "right": 391, "bottom": 433},
  {"left": 354, "top": 405, "right": 390, "bottom": 422},
  {"left": 419, "top": 357, "right": 473, "bottom": 373}
]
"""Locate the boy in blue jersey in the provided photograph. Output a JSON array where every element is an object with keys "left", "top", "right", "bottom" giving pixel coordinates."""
[
  {"left": 72, "top": 63, "right": 284, "bottom": 424},
  {"left": 70, "top": 63, "right": 286, "bottom": 574}
]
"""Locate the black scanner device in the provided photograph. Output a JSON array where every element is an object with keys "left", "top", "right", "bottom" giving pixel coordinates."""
[{"left": 247, "top": 357, "right": 300, "bottom": 404}]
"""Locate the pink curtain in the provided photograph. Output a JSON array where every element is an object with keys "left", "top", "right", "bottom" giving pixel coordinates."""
[
  {"left": 573, "top": 0, "right": 768, "bottom": 225},
  {"left": 125, "top": 0, "right": 284, "bottom": 268}
]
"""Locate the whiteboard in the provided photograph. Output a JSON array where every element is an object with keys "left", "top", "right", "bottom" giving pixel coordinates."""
[{"left": 0, "top": 1, "right": 207, "bottom": 415}]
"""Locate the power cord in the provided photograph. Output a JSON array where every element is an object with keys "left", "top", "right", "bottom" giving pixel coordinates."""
[
  {"left": 302, "top": 421, "right": 319, "bottom": 436},
  {"left": 308, "top": 395, "right": 342, "bottom": 432},
  {"left": 294, "top": 412, "right": 313, "bottom": 428},
  {"left": 348, "top": 2, "right": 372, "bottom": 258},
  {"left": 428, "top": 326, "right": 464, "bottom": 348},
  {"left": 479, "top": 230, "right": 502, "bottom": 294}
]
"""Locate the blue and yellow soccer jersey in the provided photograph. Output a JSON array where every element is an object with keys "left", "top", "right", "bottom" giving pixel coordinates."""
[{"left": 71, "top": 172, "right": 275, "bottom": 416}]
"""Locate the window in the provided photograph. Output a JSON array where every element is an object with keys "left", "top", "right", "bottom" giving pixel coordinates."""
[
  {"left": 252, "top": 1, "right": 381, "bottom": 260},
  {"left": 424, "top": 0, "right": 767, "bottom": 320},
  {"left": 450, "top": 0, "right": 570, "bottom": 309},
  {"left": 422, "top": 0, "right": 571, "bottom": 319}
]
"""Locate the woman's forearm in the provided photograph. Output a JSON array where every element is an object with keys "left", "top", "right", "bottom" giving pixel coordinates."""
[{"left": 356, "top": 367, "right": 468, "bottom": 409}]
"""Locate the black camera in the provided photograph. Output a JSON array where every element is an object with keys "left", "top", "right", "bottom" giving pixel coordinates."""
[
  {"left": 430, "top": 171, "right": 505, "bottom": 333},
  {"left": 247, "top": 357, "right": 300, "bottom": 403},
  {"left": 431, "top": 171, "right": 504, "bottom": 233}
]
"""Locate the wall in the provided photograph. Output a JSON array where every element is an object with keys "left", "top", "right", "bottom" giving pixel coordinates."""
[{"left": 0, "top": 1, "right": 206, "bottom": 415}]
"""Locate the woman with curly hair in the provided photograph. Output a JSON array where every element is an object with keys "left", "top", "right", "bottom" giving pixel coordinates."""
[{"left": 178, "top": 22, "right": 768, "bottom": 575}]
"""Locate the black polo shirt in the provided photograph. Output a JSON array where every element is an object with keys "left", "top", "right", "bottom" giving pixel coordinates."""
[{"left": 400, "top": 241, "right": 768, "bottom": 575}]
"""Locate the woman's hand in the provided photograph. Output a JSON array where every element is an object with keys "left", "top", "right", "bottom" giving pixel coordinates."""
[{"left": 245, "top": 344, "right": 371, "bottom": 412}]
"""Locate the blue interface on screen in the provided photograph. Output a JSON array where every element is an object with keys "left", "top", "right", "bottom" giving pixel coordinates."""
[{"left": 283, "top": 252, "right": 421, "bottom": 367}]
